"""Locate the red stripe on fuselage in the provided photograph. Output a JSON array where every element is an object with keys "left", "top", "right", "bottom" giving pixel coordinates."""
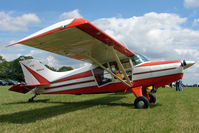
[
  {"left": 45, "top": 73, "right": 183, "bottom": 94},
  {"left": 138, "top": 60, "right": 181, "bottom": 67},
  {"left": 52, "top": 71, "right": 93, "bottom": 83},
  {"left": 133, "top": 73, "right": 183, "bottom": 89},
  {"left": 23, "top": 65, "right": 50, "bottom": 84},
  {"left": 45, "top": 80, "right": 95, "bottom": 90},
  {"left": 45, "top": 82, "right": 127, "bottom": 94}
]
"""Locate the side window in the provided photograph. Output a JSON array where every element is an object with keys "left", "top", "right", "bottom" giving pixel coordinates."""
[{"left": 93, "top": 63, "right": 112, "bottom": 86}]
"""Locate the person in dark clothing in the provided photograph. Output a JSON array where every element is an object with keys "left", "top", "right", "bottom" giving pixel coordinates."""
[
  {"left": 179, "top": 80, "right": 183, "bottom": 91},
  {"left": 170, "top": 83, "right": 173, "bottom": 88},
  {"left": 176, "top": 81, "right": 179, "bottom": 91},
  {"left": 176, "top": 80, "right": 183, "bottom": 91}
]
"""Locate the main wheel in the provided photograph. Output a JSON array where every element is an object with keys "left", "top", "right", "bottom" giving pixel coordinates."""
[
  {"left": 134, "top": 96, "right": 149, "bottom": 109},
  {"left": 149, "top": 93, "right": 156, "bottom": 103}
]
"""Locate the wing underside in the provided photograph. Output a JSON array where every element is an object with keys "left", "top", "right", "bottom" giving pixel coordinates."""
[{"left": 10, "top": 18, "right": 134, "bottom": 64}]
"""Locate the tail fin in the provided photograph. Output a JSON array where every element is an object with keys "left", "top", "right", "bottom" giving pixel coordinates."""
[
  {"left": 9, "top": 59, "right": 67, "bottom": 94},
  {"left": 20, "top": 59, "right": 62, "bottom": 85}
]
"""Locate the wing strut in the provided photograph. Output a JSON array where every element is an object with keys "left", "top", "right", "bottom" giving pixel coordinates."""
[
  {"left": 86, "top": 55, "right": 132, "bottom": 87},
  {"left": 86, "top": 46, "right": 133, "bottom": 87},
  {"left": 109, "top": 46, "right": 133, "bottom": 87}
]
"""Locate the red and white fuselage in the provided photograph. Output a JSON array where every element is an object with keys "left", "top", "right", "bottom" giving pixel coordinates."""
[{"left": 10, "top": 58, "right": 193, "bottom": 95}]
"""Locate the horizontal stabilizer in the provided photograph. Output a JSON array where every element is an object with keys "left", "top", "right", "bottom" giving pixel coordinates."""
[{"left": 9, "top": 83, "right": 48, "bottom": 94}]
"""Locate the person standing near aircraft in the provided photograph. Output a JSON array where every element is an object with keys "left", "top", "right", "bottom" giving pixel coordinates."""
[
  {"left": 179, "top": 80, "right": 183, "bottom": 91},
  {"left": 169, "top": 83, "right": 173, "bottom": 88},
  {"left": 176, "top": 81, "right": 179, "bottom": 91},
  {"left": 176, "top": 80, "right": 183, "bottom": 91}
]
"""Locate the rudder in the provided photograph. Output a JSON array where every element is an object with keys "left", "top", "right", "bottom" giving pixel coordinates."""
[{"left": 20, "top": 59, "right": 60, "bottom": 85}]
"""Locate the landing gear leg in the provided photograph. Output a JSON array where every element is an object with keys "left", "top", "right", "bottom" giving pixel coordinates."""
[
  {"left": 148, "top": 93, "right": 156, "bottom": 103},
  {"left": 151, "top": 86, "right": 157, "bottom": 93},
  {"left": 142, "top": 88, "right": 150, "bottom": 100},
  {"left": 28, "top": 94, "right": 38, "bottom": 102}
]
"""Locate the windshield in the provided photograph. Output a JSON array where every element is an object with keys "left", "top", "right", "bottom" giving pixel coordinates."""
[{"left": 131, "top": 53, "right": 149, "bottom": 65}]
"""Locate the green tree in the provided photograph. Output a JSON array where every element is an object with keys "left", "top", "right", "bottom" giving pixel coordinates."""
[
  {"left": 57, "top": 66, "right": 73, "bottom": 72},
  {"left": 0, "top": 56, "right": 6, "bottom": 63},
  {"left": 7, "top": 56, "right": 33, "bottom": 81},
  {"left": 0, "top": 56, "right": 9, "bottom": 79},
  {"left": 45, "top": 65, "right": 57, "bottom": 72}
]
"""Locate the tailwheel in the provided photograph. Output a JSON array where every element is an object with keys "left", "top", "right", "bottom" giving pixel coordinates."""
[
  {"left": 149, "top": 93, "right": 156, "bottom": 103},
  {"left": 28, "top": 94, "right": 38, "bottom": 102},
  {"left": 134, "top": 96, "right": 149, "bottom": 109},
  {"left": 28, "top": 97, "right": 34, "bottom": 102}
]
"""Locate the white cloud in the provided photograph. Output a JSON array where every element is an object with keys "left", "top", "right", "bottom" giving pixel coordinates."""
[
  {"left": 0, "top": 11, "right": 41, "bottom": 31},
  {"left": 42, "top": 53, "right": 84, "bottom": 69},
  {"left": 25, "top": 50, "right": 42, "bottom": 56},
  {"left": 184, "top": 0, "right": 199, "bottom": 8},
  {"left": 93, "top": 12, "right": 199, "bottom": 60},
  {"left": 193, "top": 18, "right": 199, "bottom": 26},
  {"left": 59, "top": 9, "right": 82, "bottom": 20},
  {"left": 46, "top": 56, "right": 58, "bottom": 68},
  {"left": 0, "top": 41, "right": 25, "bottom": 61},
  {"left": 40, "top": 55, "right": 60, "bottom": 69},
  {"left": 0, "top": 53, "right": 22, "bottom": 61},
  {"left": 93, "top": 12, "right": 199, "bottom": 84}
]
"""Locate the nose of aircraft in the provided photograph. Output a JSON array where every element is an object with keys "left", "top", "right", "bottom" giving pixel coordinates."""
[{"left": 181, "top": 60, "right": 195, "bottom": 69}]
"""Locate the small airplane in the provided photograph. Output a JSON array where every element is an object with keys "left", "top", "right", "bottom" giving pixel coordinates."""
[{"left": 8, "top": 18, "right": 195, "bottom": 108}]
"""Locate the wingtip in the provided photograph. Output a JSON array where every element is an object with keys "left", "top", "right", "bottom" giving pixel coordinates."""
[
  {"left": 66, "top": 18, "right": 89, "bottom": 29},
  {"left": 6, "top": 42, "right": 19, "bottom": 47}
]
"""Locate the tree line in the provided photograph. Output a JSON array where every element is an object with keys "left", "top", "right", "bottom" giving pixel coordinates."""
[{"left": 0, "top": 56, "right": 73, "bottom": 82}]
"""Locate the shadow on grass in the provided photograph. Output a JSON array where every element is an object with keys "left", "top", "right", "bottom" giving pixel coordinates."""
[
  {"left": 0, "top": 95, "right": 133, "bottom": 124},
  {"left": 150, "top": 103, "right": 162, "bottom": 108},
  {"left": 3, "top": 99, "right": 51, "bottom": 105}
]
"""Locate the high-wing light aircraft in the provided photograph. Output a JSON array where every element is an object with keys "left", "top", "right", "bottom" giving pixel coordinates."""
[{"left": 9, "top": 18, "right": 195, "bottom": 108}]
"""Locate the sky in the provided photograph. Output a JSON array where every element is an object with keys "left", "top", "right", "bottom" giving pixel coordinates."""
[{"left": 0, "top": 0, "right": 199, "bottom": 84}]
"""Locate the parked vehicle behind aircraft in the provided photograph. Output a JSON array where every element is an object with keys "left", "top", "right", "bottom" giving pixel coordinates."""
[
  {"left": 6, "top": 80, "right": 19, "bottom": 85},
  {"left": 0, "top": 80, "right": 8, "bottom": 86}
]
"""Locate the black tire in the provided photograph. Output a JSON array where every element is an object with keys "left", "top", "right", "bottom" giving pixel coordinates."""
[
  {"left": 149, "top": 93, "right": 156, "bottom": 103},
  {"left": 134, "top": 96, "right": 149, "bottom": 109},
  {"left": 28, "top": 98, "right": 34, "bottom": 102}
]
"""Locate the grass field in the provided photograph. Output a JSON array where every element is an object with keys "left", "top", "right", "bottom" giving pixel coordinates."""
[{"left": 0, "top": 86, "right": 199, "bottom": 133}]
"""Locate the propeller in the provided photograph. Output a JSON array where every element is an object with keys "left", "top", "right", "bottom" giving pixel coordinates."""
[{"left": 181, "top": 60, "right": 195, "bottom": 70}]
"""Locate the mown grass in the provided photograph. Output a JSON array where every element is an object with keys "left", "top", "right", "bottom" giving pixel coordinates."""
[{"left": 0, "top": 86, "right": 199, "bottom": 133}]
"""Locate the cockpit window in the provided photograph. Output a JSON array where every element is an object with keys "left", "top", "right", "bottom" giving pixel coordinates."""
[
  {"left": 131, "top": 53, "right": 149, "bottom": 65},
  {"left": 93, "top": 63, "right": 113, "bottom": 86}
]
